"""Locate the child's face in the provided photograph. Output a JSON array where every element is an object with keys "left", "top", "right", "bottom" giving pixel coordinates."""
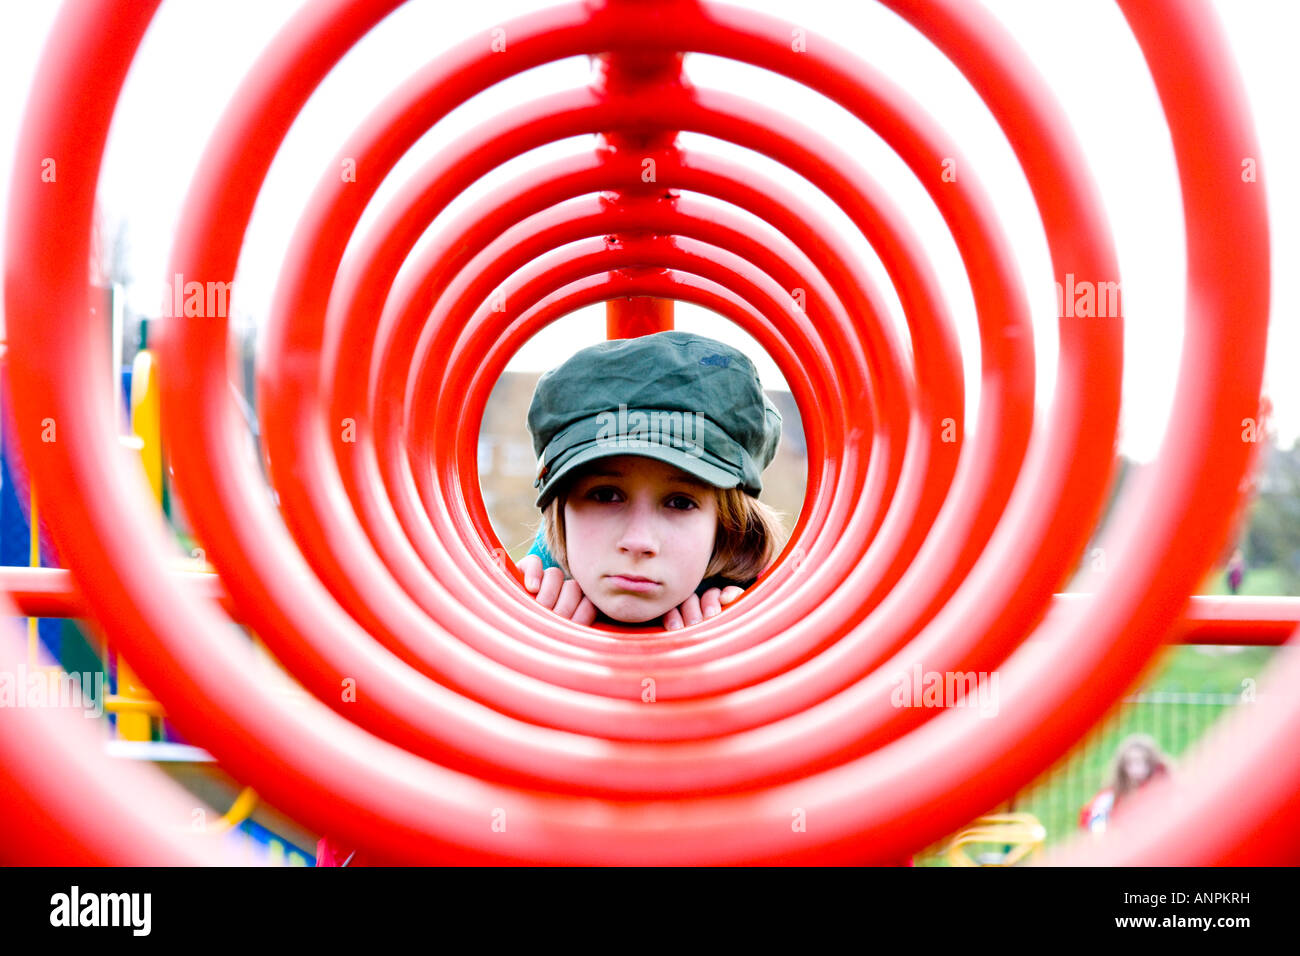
[
  {"left": 562, "top": 455, "right": 718, "bottom": 623},
  {"left": 1123, "top": 747, "right": 1153, "bottom": 784}
]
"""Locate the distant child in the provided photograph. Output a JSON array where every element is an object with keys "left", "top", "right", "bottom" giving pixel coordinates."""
[
  {"left": 517, "top": 330, "right": 787, "bottom": 630},
  {"left": 1080, "top": 733, "right": 1174, "bottom": 834},
  {"left": 1227, "top": 549, "right": 1245, "bottom": 594}
]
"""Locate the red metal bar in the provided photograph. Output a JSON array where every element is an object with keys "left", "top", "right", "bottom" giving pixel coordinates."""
[
  {"left": 591, "top": 32, "right": 685, "bottom": 338},
  {"left": 0, "top": 567, "right": 231, "bottom": 618},
  {"left": 604, "top": 294, "right": 673, "bottom": 338},
  {"left": 6, "top": 565, "right": 1293, "bottom": 646},
  {"left": 4, "top": 0, "right": 1292, "bottom": 866}
]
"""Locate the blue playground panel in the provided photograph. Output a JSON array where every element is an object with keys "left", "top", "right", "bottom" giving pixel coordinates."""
[
  {"left": 4, "top": 358, "right": 317, "bottom": 862},
  {"left": 229, "top": 815, "right": 315, "bottom": 867}
]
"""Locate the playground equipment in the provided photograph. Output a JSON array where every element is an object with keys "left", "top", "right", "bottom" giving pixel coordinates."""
[
  {"left": 945, "top": 814, "right": 1047, "bottom": 867},
  {"left": 1, "top": 0, "right": 1297, "bottom": 864}
]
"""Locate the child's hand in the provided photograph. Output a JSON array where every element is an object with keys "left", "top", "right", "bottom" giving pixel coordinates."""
[
  {"left": 661, "top": 585, "right": 746, "bottom": 631},
  {"left": 518, "top": 553, "right": 598, "bottom": 626}
]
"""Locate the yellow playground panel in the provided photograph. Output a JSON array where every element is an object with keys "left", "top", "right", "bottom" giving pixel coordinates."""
[{"left": 944, "top": 813, "right": 1047, "bottom": 867}]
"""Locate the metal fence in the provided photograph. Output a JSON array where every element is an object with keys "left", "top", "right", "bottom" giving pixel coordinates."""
[
  {"left": 918, "top": 684, "right": 1253, "bottom": 864},
  {"left": 1009, "top": 690, "right": 1247, "bottom": 844}
]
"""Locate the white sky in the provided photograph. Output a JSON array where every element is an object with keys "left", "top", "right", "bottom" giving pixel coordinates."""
[{"left": 2, "top": 0, "right": 1296, "bottom": 460}]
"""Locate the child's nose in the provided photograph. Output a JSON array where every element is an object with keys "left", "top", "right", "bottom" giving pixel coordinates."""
[{"left": 617, "top": 502, "right": 659, "bottom": 555}]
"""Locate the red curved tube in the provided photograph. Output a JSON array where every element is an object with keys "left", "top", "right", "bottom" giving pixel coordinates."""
[{"left": 3, "top": 0, "right": 1288, "bottom": 865}]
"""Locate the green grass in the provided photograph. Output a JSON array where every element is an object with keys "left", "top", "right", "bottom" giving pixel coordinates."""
[
  {"left": 1198, "top": 564, "right": 1295, "bottom": 597},
  {"left": 914, "top": 641, "right": 1278, "bottom": 866}
]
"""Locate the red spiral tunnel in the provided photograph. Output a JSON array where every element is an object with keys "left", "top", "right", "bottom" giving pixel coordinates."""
[{"left": 2, "top": 0, "right": 1294, "bottom": 864}]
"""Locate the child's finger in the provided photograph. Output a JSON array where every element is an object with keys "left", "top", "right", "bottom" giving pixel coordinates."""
[
  {"left": 517, "top": 554, "right": 544, "bottom": 592},
  {"left": 663, "top": 607, "right": 684, "bottom": 631},
  {"left": 699, "top": 588, "right": 723, "bottom": 619},
  {"left": 572, "top": 596, "right": 598, "bottom": 627},
  {"left": 719, "top": 586, "right": 746, "bottom": 605},
  {"left": 535, "top": 566, "right": 566, "bottom": 609},
  {"left": 678, "top": 593, "right": 703, "bottom": 627},
  {"left": 553, "top": 579, "right": 586, "bottom": 620}
]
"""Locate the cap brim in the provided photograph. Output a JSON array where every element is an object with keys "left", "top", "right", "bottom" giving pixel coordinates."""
[{"left": 534, "top": 441, "right": 740, "bottom": 508}]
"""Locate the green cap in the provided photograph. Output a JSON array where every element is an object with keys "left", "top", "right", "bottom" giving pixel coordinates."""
[{"left": 527, "top": 331, "right": 783, "bottom": 510}]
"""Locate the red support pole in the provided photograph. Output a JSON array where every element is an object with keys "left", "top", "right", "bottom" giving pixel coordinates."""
[
  {"left": 605, "top": 294, "right": 673, "bottom": 339},
  {"left": 590, "top": 9, "right": 687, "bottom": 338}
]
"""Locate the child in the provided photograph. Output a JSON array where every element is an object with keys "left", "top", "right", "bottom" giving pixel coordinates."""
[
  {"left": 1079, "top": 733, "right": 1173, "bottom": 834},
  {"left": 316, "top": 331, "right": 786, "bottom": 865},
  {"left": 516, "top": 330, "right": 787, "bottom": 630},
  {"left": 1227, "top": 549, "right": 1245, "bottom": 594}
]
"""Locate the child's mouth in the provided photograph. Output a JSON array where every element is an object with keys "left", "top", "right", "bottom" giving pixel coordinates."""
[{"left": 606, "top": 574, "right": 659, "bottom": 593}]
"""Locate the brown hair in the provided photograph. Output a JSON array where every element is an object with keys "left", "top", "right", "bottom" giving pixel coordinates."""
[
  {"left": 1106, "top": 733, "right": 1173, "bottom": 801},
  {"left": 537, "top": 469, "right": 788, "bottom": 585}
]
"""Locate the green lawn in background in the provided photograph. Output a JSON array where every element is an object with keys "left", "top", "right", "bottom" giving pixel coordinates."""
[
  {"left": 1199, "top": 564, "right": 1291, "bottom": 597},
  {"left": 914, "top": 603, "right": 1278, "bottom": 866}
]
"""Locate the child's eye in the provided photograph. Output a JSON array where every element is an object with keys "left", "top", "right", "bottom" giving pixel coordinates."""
[
  {"left": 666, "top": 495, "right": 698, "bottom": 511},
  {"left": 587, "top": 486, "right": 622, "bottom": 503}
]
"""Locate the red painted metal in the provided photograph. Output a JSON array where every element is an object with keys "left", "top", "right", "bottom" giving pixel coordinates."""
[
  {"left": 5, "top": 563, "right": 1296, "bottom": 647},
  {"left": 605, "top": 294, "right": 674, "bottom": 339},
  {"left": 2, "top": 0, "right": 1292, "bottom": 865},
  {"left": 593, "top": 45, "right": 683, "bottom": 339}
]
